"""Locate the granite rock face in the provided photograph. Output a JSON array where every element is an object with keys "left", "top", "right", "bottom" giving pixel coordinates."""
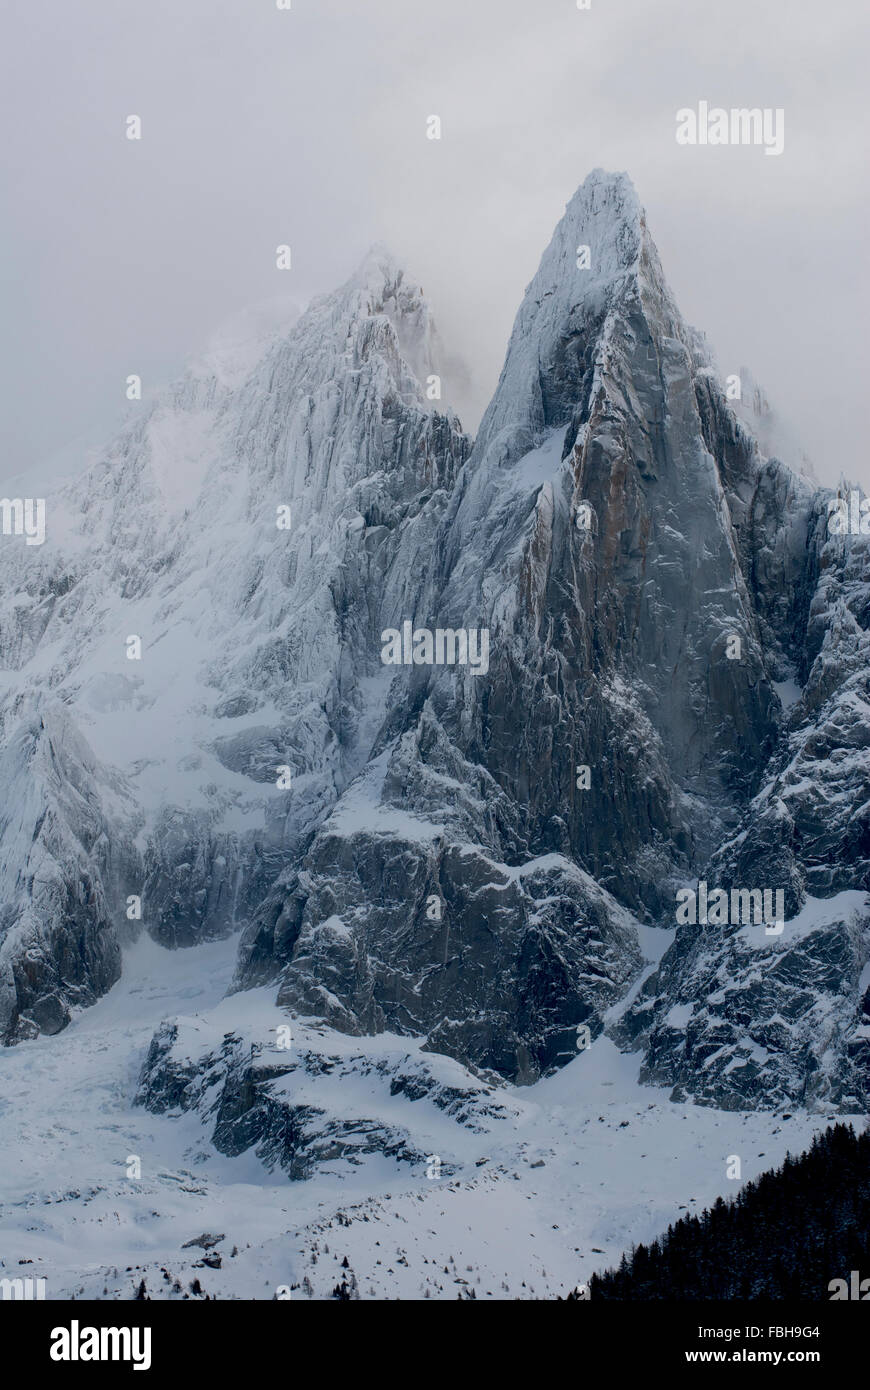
[
  {"left": 0, "top": 706, "right": 140, "bottom": 1042},
  {"left": 232, "top": 170, "right": 827, "bottom": 1090},
  {"left": 616, "top": 891, "right": 868, "bottom": 1112},
  {"left": 615, "top": 502, "right": 870, "bottom": 1110},
  {"left": 135, "top": 1014, "right": 519, "bottom": 1180},
  {"left": 233, "top": 712, "right": 643, "bottom": 1081},
  {"left": 2, "top": 170, "right": 868, "bottom": 1126},
  {"left": 0, "top": 250, "right": 469, "bottom": 1034}
]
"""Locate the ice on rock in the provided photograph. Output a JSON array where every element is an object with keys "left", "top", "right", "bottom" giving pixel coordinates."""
[
  {"left": 1, "top": 170, "right": 867, "bottom": 1126},
  {"left": 0, "top": 244, "right": 469, "bottom": 1023}
]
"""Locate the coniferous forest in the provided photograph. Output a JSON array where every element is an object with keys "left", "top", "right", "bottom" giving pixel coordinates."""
[{"left": 586, "top": 1124, "right": 870, "bottom": 1300}]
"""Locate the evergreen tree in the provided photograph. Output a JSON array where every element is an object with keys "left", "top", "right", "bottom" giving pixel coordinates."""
[{"left": 587, "top": 1124, "right": 870, "bottom": 1300}]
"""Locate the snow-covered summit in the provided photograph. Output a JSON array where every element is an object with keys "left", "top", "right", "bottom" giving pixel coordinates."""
[
  {"left": 471, "top": 169, "right": 670, "bottom": 467},
  {"left": 0, "top": 240, "right": 470, "bottom": 1035},
  {"left": 0, "top": 167, "right": 866, "bottom": 1125}
]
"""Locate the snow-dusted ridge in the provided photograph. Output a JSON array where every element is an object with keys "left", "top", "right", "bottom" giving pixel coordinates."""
[
  {"left": 0, "top": 168, "right": 868, "bottom": 1297},
  {"left": 0, "top": 238, "right": 470, "bottom": 1028}
]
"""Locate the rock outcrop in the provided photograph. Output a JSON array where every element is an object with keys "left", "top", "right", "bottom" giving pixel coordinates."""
[{"left": 2, "top": 169, "right": 867, "bottom": 1125}]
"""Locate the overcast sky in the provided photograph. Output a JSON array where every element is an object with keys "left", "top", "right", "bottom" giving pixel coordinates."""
[{"left": 2, "top": 0, "right": 867, "bottom": 487}]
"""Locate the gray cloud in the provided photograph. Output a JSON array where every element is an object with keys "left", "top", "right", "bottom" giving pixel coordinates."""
[{"left": 2, "top": 0, "right": 866, "bottom": 485}]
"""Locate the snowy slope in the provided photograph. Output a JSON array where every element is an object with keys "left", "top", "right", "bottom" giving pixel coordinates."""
[
  {"left": 0, "top": 169, "right": 868, "bottom": 1303},
  {"left": 0, "top": 929, "right": 849, "bottom": 1300}
]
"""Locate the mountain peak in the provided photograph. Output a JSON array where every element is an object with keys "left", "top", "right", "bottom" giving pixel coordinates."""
[
  {"left": 310, "top": 243, "right": 455, "bottom": 412},
  {"left": 349, "top": 240, "right": 409, "bottom": 289},
  {"left": 471, "top": 168, "right": 660, "bottom": 464},
  {"left": 549, "top": 168, "right": 646, "bottom": 286},
  {"left": 565, "top": 166, "right": 643, "bottom": 228}
]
